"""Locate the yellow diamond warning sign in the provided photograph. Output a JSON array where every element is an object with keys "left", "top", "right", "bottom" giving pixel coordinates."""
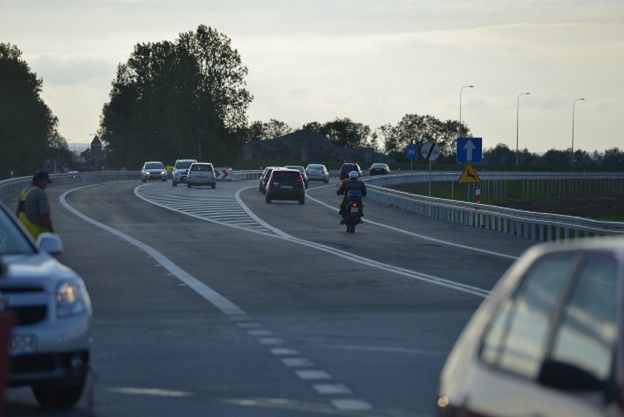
[{"left": 458, "top": 163, "right": 480, "bottom": 184}]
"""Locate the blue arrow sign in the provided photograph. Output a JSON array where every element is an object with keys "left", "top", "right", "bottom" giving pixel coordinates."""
[
  {"left": 406, "top": 144, "right": 418, "bottom": 160},
  {"left": 457, "top": 137, "right": 482, "bottom": 163}
]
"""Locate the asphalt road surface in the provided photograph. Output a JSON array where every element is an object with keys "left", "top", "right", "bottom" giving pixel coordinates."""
[{"left": 6, "top": 179, "right": 535, "bottom": 417}]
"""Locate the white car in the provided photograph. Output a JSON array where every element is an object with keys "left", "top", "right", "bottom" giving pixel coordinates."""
[
  {"left": 305, "top": 163, "right": 329, "bottom": 183},
  {"left": 140, "top": 161, "right": 167, "bottom": 182},
  {"left": 0, "top": 204, "right": 92, "bottom": 408},
  {"left": 187, "top": 162, "right": 216, "bottom": 188},
  {"left": 171, "top": 159, "right": 197, "bottom": 186}
]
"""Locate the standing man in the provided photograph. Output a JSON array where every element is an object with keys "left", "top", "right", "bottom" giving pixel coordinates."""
[{"left": 16, "top": 170, "right": 54, "bottom": 240}]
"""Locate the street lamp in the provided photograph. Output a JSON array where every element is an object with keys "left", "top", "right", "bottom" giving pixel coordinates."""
[
  {"left": 459, "top": 85, "right": 474, "bottom": 132},
  {"left": 515, "top": 92, "right": 531, "bottom": 167},
  {"left": 571, "top": 97, "right": 586, "bottom": 167}
]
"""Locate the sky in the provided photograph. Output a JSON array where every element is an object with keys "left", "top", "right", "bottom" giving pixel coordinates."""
[{"left": 1, "top": 0, "right": 623, "bottom": 153}]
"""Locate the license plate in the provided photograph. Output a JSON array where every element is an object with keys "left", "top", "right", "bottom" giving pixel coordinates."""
[
  {"left": 10, "top": 334, "right": 37, "bottom": 355},
  {"left": 281, "top": 185, "right": 292, "bottom": 189},
  {"left": 350, "top": 207, "right": 359, "bottom": 214}
]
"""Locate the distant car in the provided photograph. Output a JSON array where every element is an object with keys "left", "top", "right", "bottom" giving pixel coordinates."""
[
  {"left": 284, "top": 165, "right": 309, "bottom": 188},
  {"left": 141, "top": 161, "right": 167, "bottom": 182},
  {"left": 186, "top": 162, "right": 216, "bottom": 189},
  {"left": 171, "top": 159, "right": 197, "bottom": 186},
  {"left": 339, "top": 162, "right": 362, "bottom": 180},
  {"left": 368, "top": 162, "right": 391, "bottom": 176},
  {"left": 259, "top": 166, "right": 278, "bottom": 194},
  {"left": 436, "top": 238, "right": 624, "bottom": 417},
  {"left": 0, "top": 203, "right": 92, "bottom": 408},
  {"left": 305, "top": 163, "right": 329, "bottom": 184},
  {"left": 265, "top": 168, "right": 305, "bottom": 204}
]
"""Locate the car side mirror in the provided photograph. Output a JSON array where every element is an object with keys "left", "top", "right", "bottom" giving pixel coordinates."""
[
  {"left": 538, "top": 359, "right": 605, "bottom": 392},
  {"left": 37, "top": 233, "right": 63, "bottom": 256}
]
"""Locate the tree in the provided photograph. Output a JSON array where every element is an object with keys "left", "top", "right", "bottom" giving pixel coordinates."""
[
  {"left": 0, "top": 43, "right": 59, "bottom": 177},
  {"left": 301, "top": 118, "right": 371, "bottom": 149},
  {"left": 379, "top": 114, "right": 467, "bottom": 156},
  {"left": 248, "top": 119, "right": 292, "bottom": 140},
  {"left": 100, "top": 25, "right": 253, "bottom": 168},
  {"left": 484, "top": 144, "right": 515, "bottom": 168}
]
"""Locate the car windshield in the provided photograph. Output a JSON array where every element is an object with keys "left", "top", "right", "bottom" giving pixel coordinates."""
[
  {"left": 145, "top": 162, "right": 164, "bottom": 169},
  {"left": 371, "top": 163, "right": 386, "bottom": 169},
  {"left": 0, "top": 208, "right": 36, "bottom": 255},
  {"left": 307, "top": 165, "right": 324, "bottom": 170},
  {"left": 175, "top": 161, "right": 194, "bottom": 169}
]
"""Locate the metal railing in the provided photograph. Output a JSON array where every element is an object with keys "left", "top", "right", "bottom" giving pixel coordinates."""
[{"left": 364, "top": 172, "right": 624, "bottom": 241}]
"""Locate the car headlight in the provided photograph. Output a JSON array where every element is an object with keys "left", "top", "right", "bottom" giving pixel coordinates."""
[
  {"left": 56, "top": 281, "right": 88, "bottom": 319},
  {"left": 161, "top": 171, "right": 166, "bottom": 175}
]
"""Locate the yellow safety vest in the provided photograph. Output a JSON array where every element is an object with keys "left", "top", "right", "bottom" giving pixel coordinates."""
[{"left": 17, "top": 187, "right": 49, "bottom": 241}]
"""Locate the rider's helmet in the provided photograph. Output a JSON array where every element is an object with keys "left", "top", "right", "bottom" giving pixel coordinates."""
[{"left": 348, "top": 171, "right": 359, "bottom": 179}]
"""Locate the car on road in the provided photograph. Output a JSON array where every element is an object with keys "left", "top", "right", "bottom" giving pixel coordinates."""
[
  {"left": 305, "top": 163, "right": 329, "bottom": 183},
  {"left": 436, "top": 238, "right": 624, "bottom": 417},
  {"left": 284, "top": 165, "right": 309, "bottom": 188},
  {"left": 187, "top": 162, "right": 216, "bottom": 188},
  {"left": 141, "top": 161, "right": 167, "bottom": 182},
  {"left": 259, "top": 166, "right": 278, "bottom": 194},
  {"left": 265, "top": 168, "right": 306, "bottom": 204},
  {"left": 0, "top": 203, "right": 92, "bottom": 408},
  {"left": 171, "top": 159, "right": 197, "bottom": 186},
  {"left": 368, "top": 162, "right": 391, "bottom": 176},
  {"left": 339, "top": 162, "right": 362, "bottom": 180}
]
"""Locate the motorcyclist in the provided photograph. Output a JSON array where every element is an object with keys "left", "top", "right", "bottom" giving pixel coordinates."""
[{"left": 337, "top": 170, "right": 367, "bottom": 224}]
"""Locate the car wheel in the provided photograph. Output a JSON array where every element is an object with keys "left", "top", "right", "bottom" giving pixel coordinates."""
[
  {"left": 324, "top": 180, "right": 328, "bottom": 184},
  {"left": 266, "top": 196, "right": 272, "bottom": 204},
  {"left": 162, "top": 178, "right": 167, "bottom": 182},
  {"left": 187, "top": 183, "right": 191, "bottom": 188},
  {"left": 32, "top": 378, "right": 85, "bottom": 408},
  {"left": 299, "top": 197, "right": 305, "bottom": 205},
  {"left": 172, "top": 181, "right": 177, "bottom": 187},
  {"left": 141, "top": 179, "right": 146, "bottom": 183},
  {"left": 212, "top": 183, "right": 216, "bottom": 189}
]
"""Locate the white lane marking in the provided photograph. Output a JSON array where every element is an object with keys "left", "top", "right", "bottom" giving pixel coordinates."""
[
  {"left": 235, "top": 186, "right": 489, "bottom": 298},
  {"left": 108, "top": 387, "right": 192, "bottom": 397},
  {"left": 281, "top": 358, "right": 314, "bottom": 368},
  {"left": 330, "top": 399, "right": 373, "bottom": 411},
  {"left": 258, "top": 337, "right": 284, "bottom": 345},
  {"left": 270, "top": 348, "right": 299, "bottom": 356},
  {"left": 312, "top": 383, "right": 352, "bottom": 395},
  {"left": 324, "top": 344, "right": 448, "bottom": 356},
  {"left": 248, "top": 329, "right": 274, "bottom": 336},
  {"left": 237, "top": 322, "right": 260, "bottom": 328},
  {"left": 295, "top": 370, "right": 332, "bottom": 380},
  {"left": 60, "top": 186, "right": 246, "bottom": 316},
  {"left": 305, "top": 192, "right": 518, "bottom": 260}
]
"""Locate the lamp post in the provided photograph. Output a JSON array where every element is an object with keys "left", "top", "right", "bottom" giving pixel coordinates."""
[
  {"left": 459, "top": 85, "right": 474, "bottom": 134},
  {"left": 571, "top": 98, "right": 586, "bottom": 167},
  {"left": 515, "top": 92, "right": 531, "bottom": 167}
]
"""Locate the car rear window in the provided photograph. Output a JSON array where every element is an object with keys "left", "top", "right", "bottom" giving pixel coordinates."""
[
  {"left": 191, "top": 164, "right": 213, "bottom": 171},
  {"left": 273, "top": 171, "right": 301, "bottom": 181},
  {"left": 145, "top": 162, "right": 164, "bottom": 169}
]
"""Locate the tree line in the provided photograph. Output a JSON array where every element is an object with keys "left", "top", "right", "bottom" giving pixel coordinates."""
[{"left": 1, "top": 28, "right": 623, "bottom": 178}]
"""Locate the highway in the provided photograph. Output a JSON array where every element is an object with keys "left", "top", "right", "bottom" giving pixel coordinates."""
[{"left": 6, "top": 179, "right": 535, "bottom": 417}]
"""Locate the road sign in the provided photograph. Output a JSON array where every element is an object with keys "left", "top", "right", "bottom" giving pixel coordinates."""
[
  {"left": 421, "top": 142, "right": 441, "bottom": 161},
  {"left": 458, "top": 163, "right": 481, "bottom": 184},
  {"left": 406, "top": 144, "right": 418, "bottom": 160},
  {"left": 457, "top": 137, "right": 482, "bottom": 163}
]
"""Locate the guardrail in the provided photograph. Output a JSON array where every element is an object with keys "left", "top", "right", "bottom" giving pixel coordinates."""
[
  {"left": 364, "top": 172, "right": 624, "bottom": 241},
  {"left": 0, "top": 171, "right": 140, "bottom": 205}
]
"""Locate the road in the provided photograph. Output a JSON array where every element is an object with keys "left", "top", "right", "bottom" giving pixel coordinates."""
[{"left": 6, "top": 179, "right": 534, "bottom": 417}]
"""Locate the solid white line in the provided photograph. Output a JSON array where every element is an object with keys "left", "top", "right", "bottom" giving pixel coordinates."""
[
  {"left": 305, "top": 191, "right": 517, "bottom": 260},
  {"left": 247, "top": 329, "right": 274, "bottom": 336},
  {"left": 269, "top": 348, "right": 299, "bottom": 356},
  {"left": 60, "top": 185, "right": 246, "bottom": 316},
  {"left": 257, "top": 337, "right": 284, "bottom": 345}
]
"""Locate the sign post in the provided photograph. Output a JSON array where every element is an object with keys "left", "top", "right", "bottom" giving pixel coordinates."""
[
  {"left": 421, "top": 142, "right": 441, "bottom": 196},
  {"left": 406, "top": 143, "right": 418, "bottom": 172}
]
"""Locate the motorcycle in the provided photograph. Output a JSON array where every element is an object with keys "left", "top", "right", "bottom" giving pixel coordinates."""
[{"left": 343, "top": 197, "right": 362, "bottom": 233}]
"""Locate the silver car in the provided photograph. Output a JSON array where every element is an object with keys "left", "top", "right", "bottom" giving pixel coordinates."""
[
  {"left": 140, "top": 161, "right": 167, "bottom": 182},
  {"left": 187, "top": 162, "right": 216, "bottom": 188},
  {"left": 305, "top": 163, "right": 329, "bottom": 183},
  {"left": 0, "top": 204, "right": 92, "bottom": 408},
  {"left": 171, "top": 159, "right": 197, "bottom": 186}
]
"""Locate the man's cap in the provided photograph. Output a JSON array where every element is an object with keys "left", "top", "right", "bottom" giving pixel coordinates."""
[{"left": 33, "top": 170, "right": 52, "bottom": 182}]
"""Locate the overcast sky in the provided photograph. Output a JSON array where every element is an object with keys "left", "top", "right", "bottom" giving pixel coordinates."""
[{"left": 2, "top": 0, "right": 623, "bottom": 153}]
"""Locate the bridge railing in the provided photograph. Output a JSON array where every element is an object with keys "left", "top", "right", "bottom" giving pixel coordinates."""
[{"left": 364, "top": 172, "right": 624, "bottom": 241}]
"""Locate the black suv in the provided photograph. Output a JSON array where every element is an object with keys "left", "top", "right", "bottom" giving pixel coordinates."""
[
  {"left": 265, "top": 169, "right": 305, "bottom": 204},
  {"left": 339, "top": 163, "right": 362, "bottom": 180}
]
